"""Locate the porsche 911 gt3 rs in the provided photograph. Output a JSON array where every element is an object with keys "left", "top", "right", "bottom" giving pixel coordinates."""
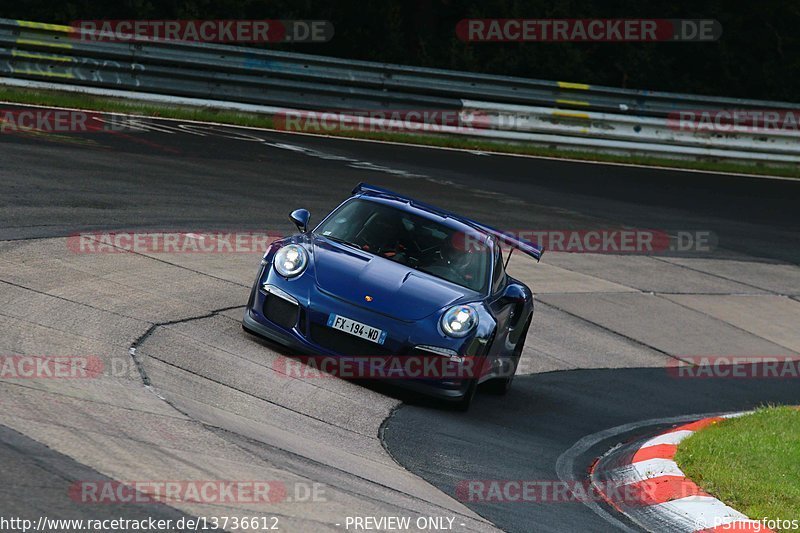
[{"left": 243, "top": 183, "right": 543, "bottom": 409}]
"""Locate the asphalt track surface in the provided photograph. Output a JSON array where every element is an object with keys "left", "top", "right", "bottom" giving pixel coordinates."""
[{"left": 1, "top": 105, "right": 799, "bottom": 532}]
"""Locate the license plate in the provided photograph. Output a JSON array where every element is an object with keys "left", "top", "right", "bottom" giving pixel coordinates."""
[{"left": 327, "top": 314, "right": 387, "bottom": 345}]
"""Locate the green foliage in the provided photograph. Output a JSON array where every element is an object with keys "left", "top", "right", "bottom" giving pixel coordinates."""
[{"left": 4, "top": 0, "right": 798, "bottom": 101}]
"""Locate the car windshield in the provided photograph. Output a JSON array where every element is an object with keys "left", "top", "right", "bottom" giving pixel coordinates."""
[{"left": 316, "top": 199, "right": 490, "bottom": 293}]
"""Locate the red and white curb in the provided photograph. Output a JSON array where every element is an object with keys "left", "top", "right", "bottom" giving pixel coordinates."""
[{"left": 590, "top": 412, "right": 773, "bottom": 533}]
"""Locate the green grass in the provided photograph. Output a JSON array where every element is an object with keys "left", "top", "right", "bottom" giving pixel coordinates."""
[
  {"left": 1, "top": 85, "right": 799, "bottom": 180},
  {"left": 675, "top": 406, "right": 800, "bottom": 530}
]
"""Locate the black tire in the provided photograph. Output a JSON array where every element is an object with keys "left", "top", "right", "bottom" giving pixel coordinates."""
[
  {"left": 484, "top": 316, "right": 531, "bottom": 395},
  {"left": 452, "top": 378, "right": 478, "bottom": 411}
]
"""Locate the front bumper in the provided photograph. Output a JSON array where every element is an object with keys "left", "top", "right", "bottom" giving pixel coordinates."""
[{"left": 243, "top": 279, "right": 484, "bottom": 400}]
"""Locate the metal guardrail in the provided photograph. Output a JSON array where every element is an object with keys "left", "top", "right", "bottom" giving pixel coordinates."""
[{"left": 1, "top": 18, "right": 799, "bottom": 163}]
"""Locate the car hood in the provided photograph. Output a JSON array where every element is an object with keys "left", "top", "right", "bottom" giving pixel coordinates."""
[{"left": 312, "top": 238, "right": 470, "bottom": 321}]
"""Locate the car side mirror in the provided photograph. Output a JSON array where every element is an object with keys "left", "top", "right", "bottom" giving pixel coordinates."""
[
  {"left": 290, "top": 209, "right": 311, "bottom": 233},
  {"left": 499, "top": 283, "right": 527, "bottom": 326},
  {"left": 499, "top": 283, "right": 525, "bottom": 305}
]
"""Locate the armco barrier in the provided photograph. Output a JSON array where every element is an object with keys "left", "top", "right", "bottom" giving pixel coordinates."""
[{"left": 1, "top": 19, "right": 799, "bottom": 163}]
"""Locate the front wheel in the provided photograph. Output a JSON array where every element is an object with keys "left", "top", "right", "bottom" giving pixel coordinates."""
[{"left": 484, "top": 317, "right": 531, "bottom": 395}]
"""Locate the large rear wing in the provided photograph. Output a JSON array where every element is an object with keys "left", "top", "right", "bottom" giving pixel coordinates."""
[
  {"left": 470, "top": 223, "right": 543, "bottom": 262},
  {"left": 352, "top": 182, "right": 543, "bottom": 262}
]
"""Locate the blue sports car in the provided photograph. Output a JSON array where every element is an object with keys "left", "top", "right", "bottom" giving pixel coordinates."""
[{"left": 242, "top": 183, "right": 542, "bottom": 409}]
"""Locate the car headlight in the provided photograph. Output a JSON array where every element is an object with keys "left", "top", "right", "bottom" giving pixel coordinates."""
[
  {"left": 273, "top": 244, "right": 308, "bottom": 278},
  {"left": 441, "top": 305, "right": 478, "bottom": 337}
]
